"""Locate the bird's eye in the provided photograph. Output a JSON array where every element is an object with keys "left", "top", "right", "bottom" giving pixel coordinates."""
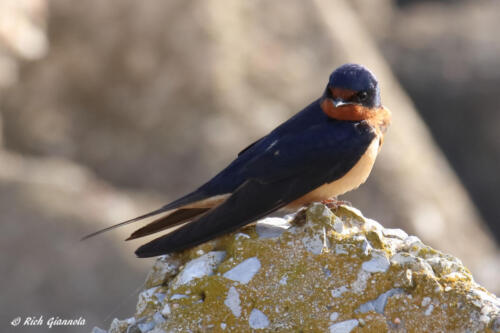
[{"left": 358, "top": 91, "right": 368, "bottom": 101}]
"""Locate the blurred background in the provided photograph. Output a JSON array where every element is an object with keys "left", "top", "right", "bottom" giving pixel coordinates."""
[{"left": 0, "top": 0, "right": 499, "bottom": 331}]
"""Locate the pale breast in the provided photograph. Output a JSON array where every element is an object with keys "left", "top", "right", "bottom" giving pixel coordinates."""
[{"left": 288, "top": 137, "right": 380, "bottom": 208}]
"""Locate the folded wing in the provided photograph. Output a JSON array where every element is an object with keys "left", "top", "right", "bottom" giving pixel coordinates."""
[{"left": 135, "top": 120, "right": 375, "bottom": 257}]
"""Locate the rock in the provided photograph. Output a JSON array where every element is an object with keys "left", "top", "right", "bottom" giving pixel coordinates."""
[
  {"left": 171, "top": 251, "right": 225, "bottom": 289},
  {"left": 93, "top": 203, "right": 500, "bottom": 332}
]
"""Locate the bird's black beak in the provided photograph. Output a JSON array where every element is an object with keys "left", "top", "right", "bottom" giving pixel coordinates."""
[{"left": 331, "top": 98, "right": 356, "bottom": 107}]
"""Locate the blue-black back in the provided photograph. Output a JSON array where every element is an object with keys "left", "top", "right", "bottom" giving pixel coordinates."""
[{"left": 202, "top": 99, "right": 376, "bottom": 195}]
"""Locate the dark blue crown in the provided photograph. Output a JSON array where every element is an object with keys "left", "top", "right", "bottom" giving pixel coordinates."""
[{"left": 328, "top": 64, "right": 381, "bottom": 107}]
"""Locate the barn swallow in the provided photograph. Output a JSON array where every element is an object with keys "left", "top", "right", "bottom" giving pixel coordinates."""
[{"left": 83, "top": 63, "right": 391, "bottom": 257}]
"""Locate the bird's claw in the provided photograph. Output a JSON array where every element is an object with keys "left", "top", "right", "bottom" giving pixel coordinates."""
[{"left": 321, "top": 198, "right": 352, "bottom": 210}]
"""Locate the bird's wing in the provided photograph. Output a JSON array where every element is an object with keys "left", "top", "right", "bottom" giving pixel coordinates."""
[
  {"left": 135, "top": 120, "right": 376, "bottom": 257},
  {"left": 82, "top": 101, "right": 323, "bottom": 241},
  {"left": 237, "top": 136, "right": 265, "bottom": 156}
]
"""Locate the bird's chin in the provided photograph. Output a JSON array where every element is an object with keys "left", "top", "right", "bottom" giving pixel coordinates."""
[{"left": 320, "top": 98, "right": 376, "bottom": 121}]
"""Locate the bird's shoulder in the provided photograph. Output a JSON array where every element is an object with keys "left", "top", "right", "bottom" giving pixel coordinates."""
[
  {"left": 202, "top": 100, "right": 376, "bottom": 193},
  {"left": 239, "top": 101, "right": 377, "bottom": 180}
]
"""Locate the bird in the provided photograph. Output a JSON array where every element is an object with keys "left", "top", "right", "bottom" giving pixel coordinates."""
[{"left": 82, "top": 63, "right": 391, "bottom": 258}]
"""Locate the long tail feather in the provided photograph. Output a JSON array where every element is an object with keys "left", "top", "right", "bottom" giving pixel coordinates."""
[
  {"left": 81, "top": 190, "right": 211, "bottom": 241},
  {"left": 126, "top": 208, "right": 209, "bottom": 241},
  {"left": 80, "top": 206, "right": 173, "bottom": 241},
  {"left": 135, "top": 179, "right": 294, "bottom": 257}
]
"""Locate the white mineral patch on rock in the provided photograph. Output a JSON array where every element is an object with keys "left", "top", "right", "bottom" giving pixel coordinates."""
[
  {"left": 471, "top": 289, "right": 500, "bottom": 309},
  {"left": 137, "top": 321, "right": 155, "bottom": 332},
  {"left": 333, "top": 216, "right": 344, "bottom": 233},
  {"left": 341, "top": 205, "right": 365, "bottom": 219},
  {"left": 421, "top": 296, "right": 431, "bottom": 307},
  {"left": 353, "top": 235, "right": 371, "bottom": 256},
  {"left": 382, "top": 227, "right": 408, "bottom": 240},
  {"left": 161, "top": 303, "right": 171, "bottom": 316},
  {"left": 404, "top": 235, "right": 423, "bottom": 249},
  {"left": 249, "top": 309, "right": 270, "bottom": 329},
  {"left": 426, "top": 255, "right": 461, "bottom": 271},
  {"left": 170, "top": 294, "right": 187, "bottom": 300},
  {"left": 391, "top": 252, "right": 439, "bottom": 277},
  {"left": 382, "top": 238, "right": 405, "bottom": 253},
  {"left": 256, "top": 217, "right": 290, "bottom": 238},
  {"left": 329, "top": 312, "right": 339, "bottom": 321},
  {"left": 154, "top": 292, "right": 165, "bottom": 303},
  {"left": 351, "top": 269, "right": 371, "bottom": 294},
  {"left": 153, "top": 311, "right": 165, "bottom": 325},
  {"left": 391, "top": 252, "right": 417, "bottom": 265},
  {"left": 235, "top": 233, "right": 250, "bottom": 240},
  {"left": 363, "top": 218, "right": 384, "bottom": 231},
  {"left": 329, "top": 319, "right": 359, "bottom": 333},
  {"left": 172, "top": 251, "right": 225, "bottom": 288},
  {"left": 282, "top": 212, "right": 297, "bottom": 222},
  {"left": 356, "top": 288, "right": 404, "bottom": 314},
  {"left": 139, "top": 287, "right": 156, "bottom": 299},
  {"left": 136, "top": 287, "right": 160, "bottom": 315},
  {"left": 302, "top": 234, "right": 325, "bottom": 254},
  {"left": 424, "top": 303, "right": 434, "bottom": 316},
  {"left": 362, "top": 250, "right": 390, "bottom": 273},
  {"left": 331, "top": 285, "right": 349, "bottom": 298},
  {"left": 223, "top": 257, "right": 261, "bottom": 284},
  {"left": 322, "top": 207, "right": 334, "bottom": 218},
  {"left": 224, "top": 286, "right": 241, "bottom": 317},
  {"left": 145, "top": 255, "right": 181, "bottom": 287}
]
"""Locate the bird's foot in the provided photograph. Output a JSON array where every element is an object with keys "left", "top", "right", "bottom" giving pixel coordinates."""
[{"left": 321, "top": 198, "right": 352, "bottom": 210}]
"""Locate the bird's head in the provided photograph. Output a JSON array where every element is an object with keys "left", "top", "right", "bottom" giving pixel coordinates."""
[{"left": 321, "top": 64, "right": 382, "bottom": 121}]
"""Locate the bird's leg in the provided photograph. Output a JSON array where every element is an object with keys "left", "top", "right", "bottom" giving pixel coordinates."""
[{"left": 321, "top": 197, "right": 352, "bottom": 209}]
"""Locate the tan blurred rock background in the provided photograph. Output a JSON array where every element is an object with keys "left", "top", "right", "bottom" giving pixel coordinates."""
[{"left": 0, "top": 0, "right": 498, "bottom": 331}]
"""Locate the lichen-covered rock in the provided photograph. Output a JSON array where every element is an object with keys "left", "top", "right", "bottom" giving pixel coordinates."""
[{"left": 94, "top": 204, "right": 500, "bottom": 332}]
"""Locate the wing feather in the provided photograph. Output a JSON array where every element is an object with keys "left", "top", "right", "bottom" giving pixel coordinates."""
[{"left": 135, "top": 120, "right": 376, "bottom": 257}]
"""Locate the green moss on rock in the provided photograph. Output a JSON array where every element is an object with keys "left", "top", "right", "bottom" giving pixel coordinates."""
[{"left": 97, "top": 204, "right": 500, "bottom": 333}]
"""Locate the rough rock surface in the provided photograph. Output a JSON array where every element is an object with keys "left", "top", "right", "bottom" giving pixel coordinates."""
[{"left": 95, "top": 203, "right": 499, "bottom": 332}]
